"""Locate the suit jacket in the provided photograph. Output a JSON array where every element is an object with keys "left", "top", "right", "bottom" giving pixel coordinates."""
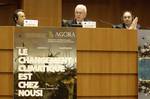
[
  {"left": 62, "top": 19, "right": 88, "bottom": 27},
  {"left": 112, "top": 23, "right": 141, "bottom": 29},
  {"left": 112, "top": 23, "right": 126, "bottom": 29}
]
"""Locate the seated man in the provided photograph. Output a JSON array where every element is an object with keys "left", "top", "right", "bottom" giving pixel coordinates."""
[
  {"left": 13, "top": 9, "right": 26, "bottom": 26},
  {"left": 113, "top": 11, "right": 140, "bottom": 30},
  {"left": 62, "top": 4, "right": 87, "bottom": 27}
]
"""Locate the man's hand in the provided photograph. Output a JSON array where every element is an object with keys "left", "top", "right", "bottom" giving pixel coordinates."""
[{"left": 129, "top": 17, "right": 138, "bottom": 30}]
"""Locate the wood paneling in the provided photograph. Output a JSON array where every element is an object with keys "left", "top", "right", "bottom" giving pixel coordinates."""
[
  {"left": 0, "top": 27, "right": 14, "bottom": 49},
  {"left": 0, "top": 27, "right": 138, "bottom": 99},
  {"left": 0, "top": 96, "right": 137, "bottom": 99},
  {"left": 0, "top": 97, "right": 12, "bottom": 99},
  {"left": 0, "top": 0, "right": 61, "bottom": 26},
  {"left": 0, "top": 0, "right": 19, "bottom": 26},
  {"left": 22, "top": 0, "right": 61, "bottom": 27},
  {"left": 0, "top": 0, "right": 142, "bottom": 99},
  {"left": 0, "top": 50, "right": 12, "bottom": 72},
  {"left": 0, "top": 0, "right": 149, "bottom": 27},
  {"left": 77, "top": 28, "right": 137, "bottom": 51},
  {"left": 77, "top": 51, "right": 137, "bottom": 73},
  {"left": 62, "top": 0, "right": 150, "bottom": 28},
  {"left": 0, "top": 74, "right": 13, "bottom": 96},
  {"left": 77, "top": 96, "right": 137, "bottom": 99},
  {"left": 78, "top": 74, "right": 137, "bottom": 96}
]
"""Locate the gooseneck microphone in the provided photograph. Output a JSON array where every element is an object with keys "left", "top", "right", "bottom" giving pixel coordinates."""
[{"left": 98, "top": 19, "right": 114, "bottom": 27}]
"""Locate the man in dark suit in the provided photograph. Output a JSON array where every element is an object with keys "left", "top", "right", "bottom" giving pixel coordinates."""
[
  {"left": 113, "top": 11, "right": 140, "bottom": 29},
  {"left": 62, "top": 4, "right": 87, "bottom": 27}
]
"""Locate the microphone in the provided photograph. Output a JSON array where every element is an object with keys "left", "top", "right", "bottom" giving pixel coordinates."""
[
  {"left": 98, "top": 19, "right": 114, "bottom": 27},
  {"left": 62, "top": 19, "right": 69, "bottom": 27}
]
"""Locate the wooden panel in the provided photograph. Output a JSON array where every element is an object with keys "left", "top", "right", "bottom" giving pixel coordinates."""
[
  {"left": 0, "top": 27, "right": 14, "bottom": 49},
  {"left": 0, "top": 96, "right": 137, "bottom": 99},
  {"left": 62, "top": 0, "right": 150, "bottom": 28},
  {"left": 0, "top": 27, "right": 138, "bottom": 99},
  {"left": 77, "top": 96, "right": 137, "bottom": 99},
  {"left": 0, "top": 74, "right": 137, "bottom": 97},
  {"left": 3, "top": 27, "right": 137, "bottom": 51},
  {"left": 0, "top": 0, "right": 19, "bottom": 26},
  {"left": 22, "top": 0, "right": 61, "bottom": 27},
  {"left": 0, "top": 50, "right": 13, "bottom": 72},
  {"left": 77, "top": 51, "right": 137, "bottom": 73},
  {"left": 77, "top": 74, "right": 137, "bottom": 96},
  {"left": 0, "top": 97, "right": 12, "bottom": 99},
  {"left": 77, "top": 28, "right": 137, "bottom": 51},
  {"left": 0, "top": 74, "right": 13, "bottom": 95}
]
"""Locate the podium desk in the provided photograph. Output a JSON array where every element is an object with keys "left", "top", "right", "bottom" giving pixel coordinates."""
[{"left": 0, "top": 27, "right": 137, "bottom": 99}]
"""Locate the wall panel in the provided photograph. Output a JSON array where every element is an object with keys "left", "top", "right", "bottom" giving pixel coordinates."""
[
  {"left": 22, "top": 0, "right": 61, "bottom": 27},
  {"left": 77, "top": 51, "right": 137, "bottom": 74},
  {"left": 0, "top": 50, "right": 12, "bottom": 72},
  {"left": 62, "top": 0, "right": 150, "bottom": 28}
]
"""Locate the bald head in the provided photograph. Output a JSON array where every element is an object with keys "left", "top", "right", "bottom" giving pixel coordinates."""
[{"left": 74, "top": 4, "right": 87, "bottom": 22}]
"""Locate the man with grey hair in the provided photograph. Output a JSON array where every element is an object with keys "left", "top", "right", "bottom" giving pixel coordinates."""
[
  {"left": 74, "top": 4, "right": 87, "bottom": 24},
  {"left": 62, "top": 4, "right": 88, "bottom": 27}
]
